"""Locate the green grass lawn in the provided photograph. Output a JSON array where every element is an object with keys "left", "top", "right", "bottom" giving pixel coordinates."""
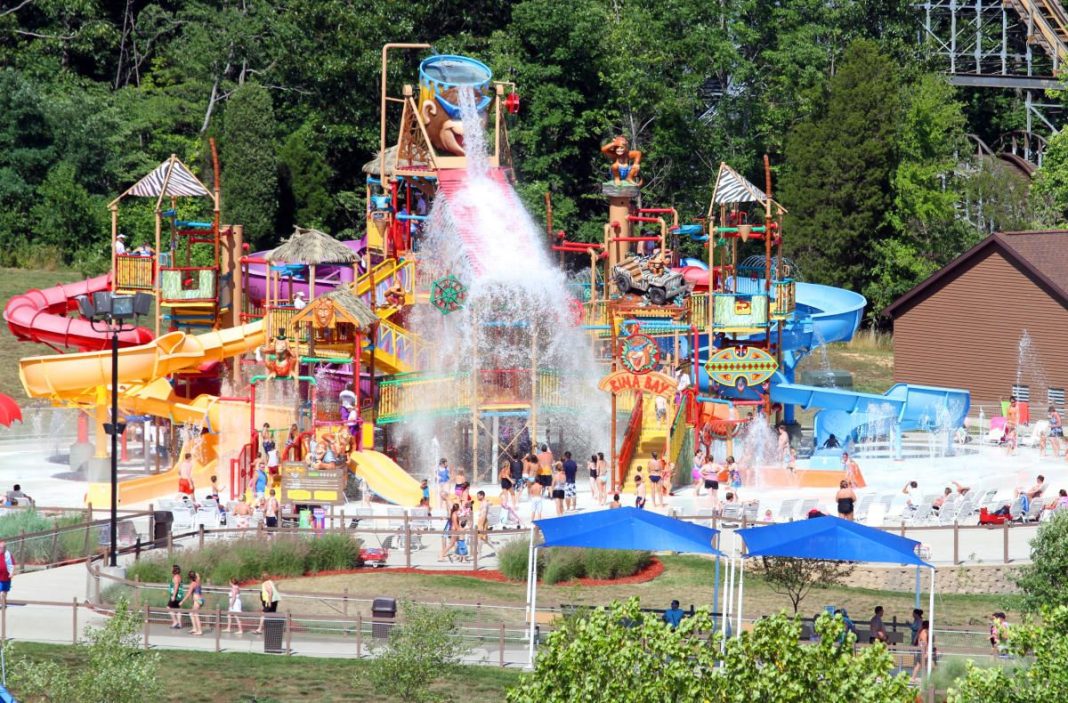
[
  {"left": 281, "top": 555, "right": 1021, "bottom": 632},
  {"left": 0, "top": 267, "right": 86, "bottom": 401},
  {"left": 5, "top": 641, "right": 520, "bottom": 702}
]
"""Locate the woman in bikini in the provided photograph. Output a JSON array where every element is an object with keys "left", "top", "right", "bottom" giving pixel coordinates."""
[
  {"left": 551, "top": 462, "right": 567, "bottom": 516},
  {"left": 597, "top": 452, "right": 609, "bottom": 504},
  {"left": 179, "top": 570, "right": 205, "bottom": 635}
]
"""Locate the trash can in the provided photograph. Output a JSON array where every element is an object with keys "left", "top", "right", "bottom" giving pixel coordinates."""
[
  {"left": 152, "top": 511, "right": 173, "bottom": 548},
  {"left": 312, "top": 507, "right": 326, "bottom": 533},
  {"left": 372, "top": 597, "right": 397, "bottom": 639},
  {"left": 263, "top": 616, "right": 286, "bottom": 654}
]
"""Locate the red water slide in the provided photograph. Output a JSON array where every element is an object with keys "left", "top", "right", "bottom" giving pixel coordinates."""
[{"left": 4, "top": 274, "right": 153, "bottom": 352}]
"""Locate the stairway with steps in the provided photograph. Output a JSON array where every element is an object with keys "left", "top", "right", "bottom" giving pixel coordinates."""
[{"left": 620, "top": 407, "right": 672, "bottom": 493}]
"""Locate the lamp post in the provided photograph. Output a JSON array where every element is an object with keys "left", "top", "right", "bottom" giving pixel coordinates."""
[{"left": 76, "top": 291, "right": 152, "bottom": 568}]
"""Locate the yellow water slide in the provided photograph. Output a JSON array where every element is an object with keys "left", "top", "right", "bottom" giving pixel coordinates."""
[
  {"left": 19, "top": 321, "right": 266, "bottom": 507},
  {"left": 349, "top": 450, "right": 422, "bottom": 506}
]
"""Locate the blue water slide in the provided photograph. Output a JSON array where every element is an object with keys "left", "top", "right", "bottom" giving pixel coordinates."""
[{"left": 770, "top": 379, "right": 970, "bottom": 455}]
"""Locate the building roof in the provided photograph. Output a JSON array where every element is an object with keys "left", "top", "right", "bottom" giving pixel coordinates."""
[
  {"left": 268, "top": 227, "right": 358, "bottom": 265},
  {"left": 289, "top": 285, "right": 378, "bottom": 332},
  {"left": 883, "top": 230, "right": 1068, "bottom": 318}
]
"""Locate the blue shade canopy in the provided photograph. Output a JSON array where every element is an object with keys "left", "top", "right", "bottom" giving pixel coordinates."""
[
  {"left": 736, "top": 516, "right": 930, "bottom": 567},
  {"left": 535, "top": 507, "right": 723, "bottom": 555}
]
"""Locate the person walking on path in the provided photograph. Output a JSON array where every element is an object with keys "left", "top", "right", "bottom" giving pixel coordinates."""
[
  {"left": 167, "top": 565, "right": 184, "bottom": 629},
  {"left": 0, "top": 541, "right": 13, "bottom": 608},
  {"left": 438, "top": 503, "right": 462, "bottom": 561},
  {"left": 252, "top": 574, "right": 278, "bottom": 635},
  {"left": 179, "top": 570, "right": 205, "bottom": 636},
  {"left": 225, "top": 577, "right": 244, "bottom": 635}
]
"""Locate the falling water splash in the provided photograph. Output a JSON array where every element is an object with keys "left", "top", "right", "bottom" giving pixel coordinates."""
[
  {"left": 400, "top": 87, "right": 609, "bottom": 474},
  {"left": 1015, "top": 330, "right": 1049, "bottom": 403}
]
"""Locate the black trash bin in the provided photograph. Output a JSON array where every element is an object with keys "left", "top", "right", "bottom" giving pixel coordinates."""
[
  {"left": 263, "top": 616, "right": 286, "bottom": 654},
  {"left": 372, "top": 597, "right": 397, "bottom": 639},
  {"left": 152, "top": 511, "right": 173, "bottom": 548}
]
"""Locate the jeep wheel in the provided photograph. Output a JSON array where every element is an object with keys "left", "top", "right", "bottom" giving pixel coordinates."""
[{"left": 648, "top": 287, "right": 667, "bottom": 305}]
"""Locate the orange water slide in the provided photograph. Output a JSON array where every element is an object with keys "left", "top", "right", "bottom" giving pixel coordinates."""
[
  {"left": 19, "top": 320, "right": 265, "bottom": 399},
  {"left": 19, "top": 321, "right": 265, "bottom": 507}
]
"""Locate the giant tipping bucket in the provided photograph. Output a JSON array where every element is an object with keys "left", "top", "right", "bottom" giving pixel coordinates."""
[{"left": 417, "top": 55, "right": 493, "bottom": 156}]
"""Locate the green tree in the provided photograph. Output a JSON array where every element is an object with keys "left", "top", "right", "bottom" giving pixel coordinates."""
[
  {"left": 948, "top": 605, "right": 1068, "bottom": 703},
  {"left": 780, "top": 39, "right": 901, "bottom": 291},
  {"left": 9, "top": 599, "right": 162, "bottom": 703},
  {"left": 759, "top": 557, "right": 856, "bottom": 613},
  {"left": 1032, "top": 128, "right": 1068, "bottom": 225},
  {"left": 278, "top": 121, "right": 334, "bottom": 230},
  {"left": 1015, "top": 511, "right": 1068, "bottom": 612},
  {"left": 221, "top": 82, "right": 278, "bottom": 246},
  {"left": 30, "top": 162, "right": 107, "bottom": 257},
  {"left": 362, "top": 601, "right": 469, "bottom": 703},
  {"left": 508, "top": 600, "right": 913, "bottom": 703}
]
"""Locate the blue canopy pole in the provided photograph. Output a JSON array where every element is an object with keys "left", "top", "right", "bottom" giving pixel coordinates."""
[
  {"left": 712, "top": 548, "right": 721, "bottom": 631},
  {"left": 927, "top": 568, "right": 936, "bottom": 676},
  {"left": 526, "top": 526, "right": 537, "bottom": 665},
  {"left": 528, "top": 545, "right": 539, "bottom": 665},
  {"left": 915, "top": 566, "right": 920, "bottom": 609}
]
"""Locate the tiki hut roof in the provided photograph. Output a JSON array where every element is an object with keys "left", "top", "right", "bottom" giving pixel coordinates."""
[
  {"left": 361, "top": 145, "right": 429, "bottom": 177},
  {"left": 289, "top": 285, "right": 378, "bottom": 332},
  {"left": 267, "top": 226, "right": 358, "bottom": 265}
]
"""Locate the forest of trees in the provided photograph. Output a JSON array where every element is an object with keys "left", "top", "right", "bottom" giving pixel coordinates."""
[{"left": 1, "top": 0, "right": 1066, "bottom": 318}]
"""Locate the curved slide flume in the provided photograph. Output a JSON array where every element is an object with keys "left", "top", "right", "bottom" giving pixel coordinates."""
[
  {"left": 349, "top": 450, "right": 423, "bottom": 507},
  {"left": 4, "top": 273, "right": 153, "bottom": 351}
]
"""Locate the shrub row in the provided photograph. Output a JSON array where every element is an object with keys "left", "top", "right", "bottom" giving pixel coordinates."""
[
  {"left": 498, "top": 539, "right": 652, "bottom": 585},
  {"left": 125, "top": 534, "right": 362, "bottom": 587},
  {"left": 0, "top": 509, "right": 99, "bottom": 564}
]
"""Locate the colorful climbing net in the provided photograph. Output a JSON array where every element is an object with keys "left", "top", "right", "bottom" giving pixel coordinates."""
[{"left": 430, "top": 274, "right": 467, "bottom": 315}]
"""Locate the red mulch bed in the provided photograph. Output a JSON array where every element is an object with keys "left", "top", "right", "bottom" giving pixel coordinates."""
[{"left": 274, "top": 557, "right": 665, "bottom": 587}]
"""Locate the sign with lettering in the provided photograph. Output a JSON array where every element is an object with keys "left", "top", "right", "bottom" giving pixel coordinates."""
[{"left": 598, "top": 370, "right": 678, "bottom": 398}]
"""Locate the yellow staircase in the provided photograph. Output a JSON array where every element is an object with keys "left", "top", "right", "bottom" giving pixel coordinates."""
[
  {"left": 621, "top": 401, "right": 673, "bottom": 492},
  {"left": 362, "top": 317, "right": 426, "bottom": 375}
]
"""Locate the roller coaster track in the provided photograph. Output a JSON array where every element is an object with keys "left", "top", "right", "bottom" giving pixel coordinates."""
[{"left": 1007, "top": 0, "right": 1068, "bottom": 65}]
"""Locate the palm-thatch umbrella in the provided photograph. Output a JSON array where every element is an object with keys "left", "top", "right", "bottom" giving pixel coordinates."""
[
  {"left": 266, "top": 226, "right": 358, "bottom": 305},
  {"left": 267, "top": 226, "right": 358, "bottom": 265},
  {"left": 320, "top": 286, "right": 378, "bottom": 332},
  {"left": 361, "top": 145, "right": 430, "bottom": 177}
]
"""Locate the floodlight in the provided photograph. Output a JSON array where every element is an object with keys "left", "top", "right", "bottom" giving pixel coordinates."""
[
  {"left": 75, "top": 295, "right": 95, "bottom": 319},
  {"left": 111, "top": 295, "right": 135, "bottom": 319},
  {"left": 133, "top": 292, "right": 153, "bottom": 316},
  {"left": 92, "top": 291, "right": 112, "bottom": 316}
]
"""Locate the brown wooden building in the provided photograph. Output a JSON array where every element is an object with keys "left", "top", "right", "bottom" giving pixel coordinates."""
[{"left": 884, "top": 230, "right": 1068, "bottom": 416}]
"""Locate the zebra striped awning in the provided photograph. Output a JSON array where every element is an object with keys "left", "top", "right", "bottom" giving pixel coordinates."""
[
  {"left": 710, "top": 162, "right": 767, "bottom": 206},
  {"left": 127, "top": 157, "right": 210, "bottom": 198}
]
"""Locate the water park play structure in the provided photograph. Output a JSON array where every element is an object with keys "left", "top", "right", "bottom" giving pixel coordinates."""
[{"left": 3, "top": 47, "right": 971, "bottom": 510}]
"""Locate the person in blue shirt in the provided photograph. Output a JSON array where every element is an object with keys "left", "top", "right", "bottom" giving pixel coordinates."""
[
  {"left": 253, "top": 460, "right": 268, "bottom": 498},
  {"left": 662, "top": 600, "right": 685, "bottom": 629}
]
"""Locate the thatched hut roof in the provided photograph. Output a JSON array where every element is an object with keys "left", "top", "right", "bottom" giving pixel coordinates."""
[
  {"left": 267, "top": 226, "right": 357, "bottom": 265},
  {"left": 290, "top": 284, "right": 378, "bottom": 332},
  {"left": 361, "top": 145, "right": 429, "bottom": 177}
]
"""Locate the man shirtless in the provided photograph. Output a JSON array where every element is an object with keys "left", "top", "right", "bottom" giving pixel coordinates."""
[{"left": 177, "top": 453, "right": 195, "bottom": 496}]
